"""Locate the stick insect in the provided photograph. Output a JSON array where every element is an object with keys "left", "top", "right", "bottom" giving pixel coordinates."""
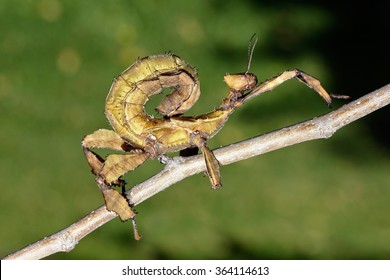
[{"left": 82, "top": 36, "right": 346, "bottom": 239}]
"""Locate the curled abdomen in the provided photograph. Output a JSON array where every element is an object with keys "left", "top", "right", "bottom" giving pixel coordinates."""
[{"left": 105, "top": 54, "right": 200, "bottom": 150}]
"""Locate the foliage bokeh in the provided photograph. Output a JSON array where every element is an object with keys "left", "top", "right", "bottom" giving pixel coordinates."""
[{"left": 1, "top": 0, "right": 389, "bottom": 259}]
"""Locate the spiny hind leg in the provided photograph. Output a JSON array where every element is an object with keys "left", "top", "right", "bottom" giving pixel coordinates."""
[
  {"left": 82, "top": 129, "right": 147, "bottom": 239},
  {"left": 82, "top": 129, "right": 141, "bottom": 179},
  {"left": 96, "top": 153, "right": 149, "bottom": 241},
  {"left": 100, "top": 153, "right": 150, "bottom": 185},
  {"left": 95, "top": 176, "right": 143, "bottom": 240}
]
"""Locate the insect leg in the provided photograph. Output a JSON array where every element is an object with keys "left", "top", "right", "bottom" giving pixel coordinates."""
[
  {"left": 82, "top": 129, "right": 143, "bottom": 178},
  {"left": 95, "top": 177, "right": 142, "bottom": 240},
  {"left": 192, "top": 135, "right": 222, "bottom": 189},
  {"left": 82, "top": 129, "right": 145, "bottom": 239},
  {"left": 100, "top": 152, "right": 149, "bottom": 240},
  {"left": 82, "top": 129, "right": 120, "bottom": 178},
  {"left": 241, "top": 69, "right": 334, "bottom": 106},
  {"left": 100, "top": 153, "right": 149, "bottom": 185},
  {"left": 202, "top": 144, "right": 222, "bottom": 189},
  {"left": 82, "top": 128, "right": 139, "bottom": 152}
]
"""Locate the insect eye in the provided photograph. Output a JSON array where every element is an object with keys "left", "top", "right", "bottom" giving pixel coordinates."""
[{"left": 245, "top": 72, "right": 258, "bottom": 89}]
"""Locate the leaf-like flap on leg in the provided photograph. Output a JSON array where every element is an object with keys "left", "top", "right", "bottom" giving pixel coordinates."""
[
  {"left": 201, "top": 145, "right": 222, "bottom": 189},
  {"left": 101, "top": 188, "right": 136, "bottom": 221},
  {"left": 83, "top": 148, "right": 104, "bottom": 176},
  {"left": 101, "top": 153, "right": 149, "bottom": 184},
  {"left": 83, "top": 129, "right": 131, "bottom": 151}
]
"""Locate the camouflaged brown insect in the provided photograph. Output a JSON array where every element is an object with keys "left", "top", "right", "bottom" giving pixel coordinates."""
[{"left": 82, "top": 37, "right": 342, "bottom": 239}]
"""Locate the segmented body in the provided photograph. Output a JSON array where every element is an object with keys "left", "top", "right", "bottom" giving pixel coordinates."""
[
  {"left": 105, "top": 54, "right": 230, "bottom": 157},
  {"left": 82, "top": 48, "right": 337, "bottom": 237}
]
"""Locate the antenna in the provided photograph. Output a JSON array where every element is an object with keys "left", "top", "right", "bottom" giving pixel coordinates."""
[{"left": 246, "top": 33, "right": 258, "bottom": 73}]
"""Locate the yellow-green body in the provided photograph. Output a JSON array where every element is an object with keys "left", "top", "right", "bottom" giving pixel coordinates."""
[
  {"left": 105, "top": 54, "right": 231, "bottom": 156},
  {"left": 82, "top": 51, "right": 335, "bottom": 234}
]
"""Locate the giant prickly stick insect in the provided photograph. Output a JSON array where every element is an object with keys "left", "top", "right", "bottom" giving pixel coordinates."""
[{"left": 82, "top": 38, "right": 344, "bottom": 239}]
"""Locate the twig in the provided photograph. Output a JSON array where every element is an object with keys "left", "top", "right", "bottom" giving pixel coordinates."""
[{"left": 4, "top": 83, "right": 390, "bottom": 260}]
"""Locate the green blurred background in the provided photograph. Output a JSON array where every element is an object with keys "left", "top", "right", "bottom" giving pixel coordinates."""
[{"left": 1, "top": 0, "right": 389, "bottom": 259}]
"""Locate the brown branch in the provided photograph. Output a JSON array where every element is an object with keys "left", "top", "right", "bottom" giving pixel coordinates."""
[{"left": 4, "top": 83, "right": 390, "bottom": 260}]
